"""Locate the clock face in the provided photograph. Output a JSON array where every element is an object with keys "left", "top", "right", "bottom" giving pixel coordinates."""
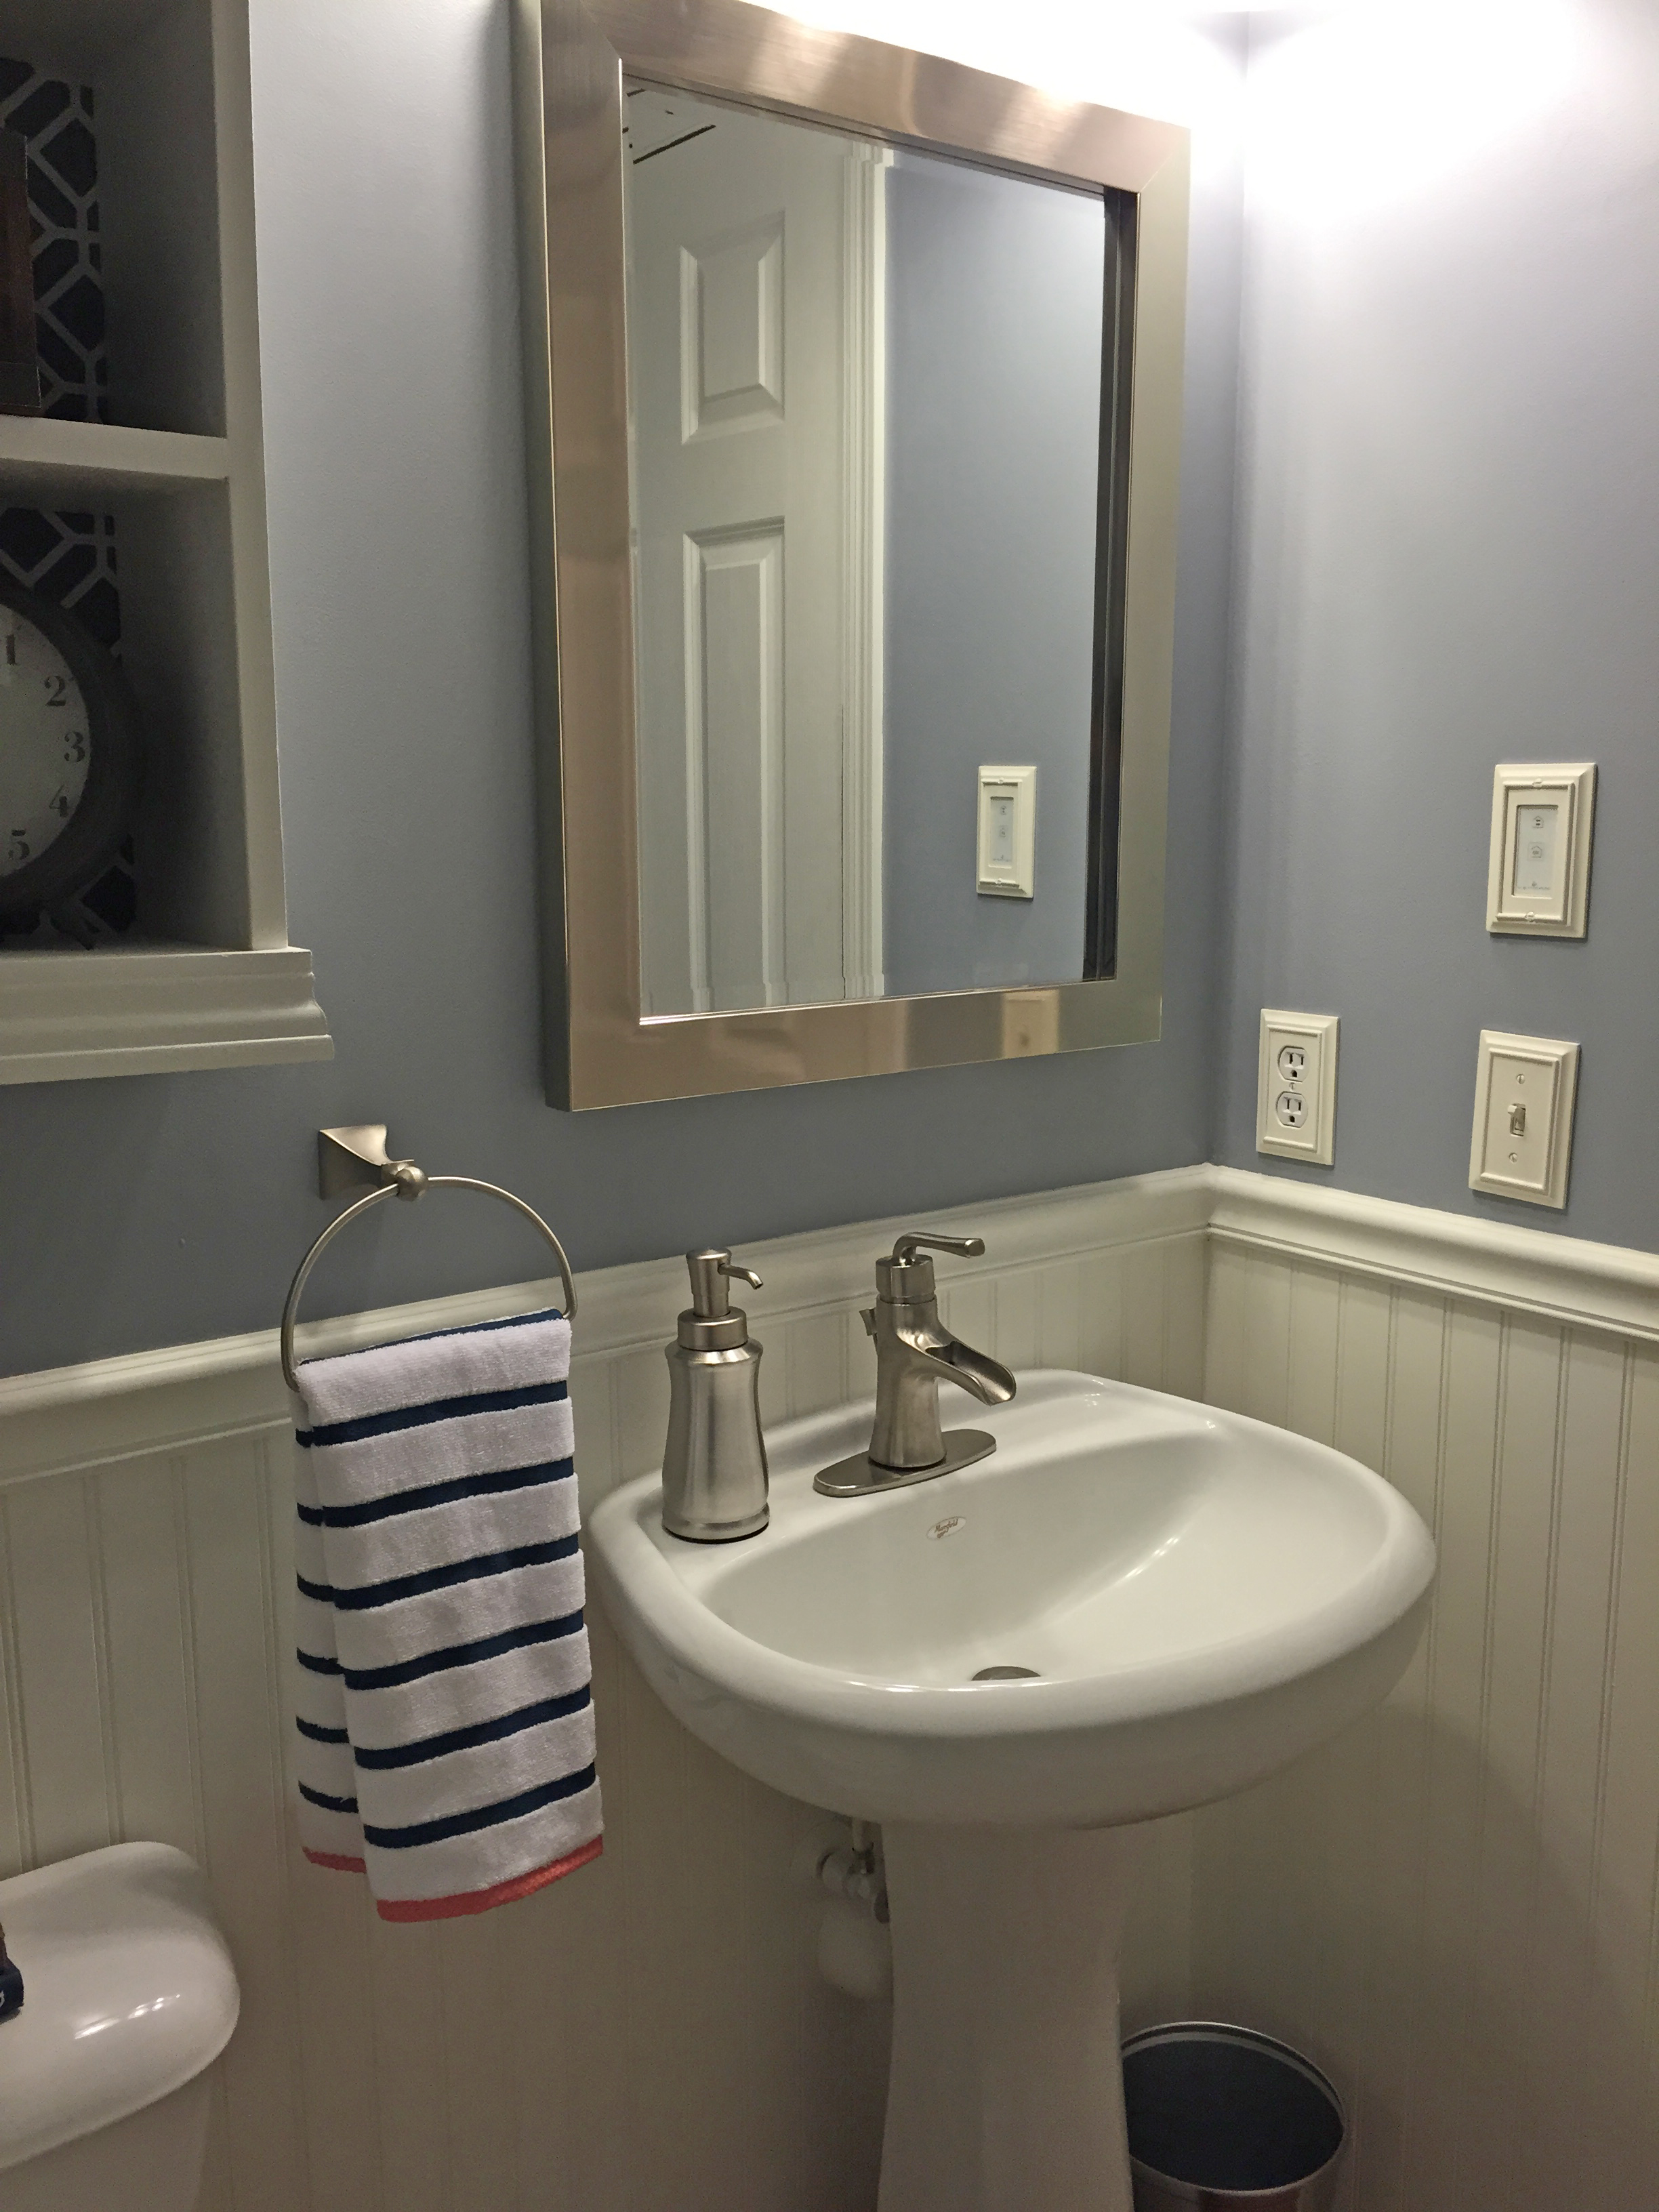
[{"left": 0, "top": 609, "right": 91, "bottom": 882}]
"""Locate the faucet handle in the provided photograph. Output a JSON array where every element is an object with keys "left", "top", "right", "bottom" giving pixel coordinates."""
[
  {"left": 879, "top": 1231, "right": 986, "bottom": 1302},
  {"left": 890, "top": 1231, "right": 986, "bottom": 1263}
]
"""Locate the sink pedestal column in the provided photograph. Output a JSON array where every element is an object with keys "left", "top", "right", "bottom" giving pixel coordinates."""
[{"left": 877, "top": 1821, "right": 1143, "bottom": 2212}]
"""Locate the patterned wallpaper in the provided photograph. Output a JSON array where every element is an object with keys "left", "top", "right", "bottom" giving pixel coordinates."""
[{"left": 0, "top": 57, "right": 130, "bottom": 941}]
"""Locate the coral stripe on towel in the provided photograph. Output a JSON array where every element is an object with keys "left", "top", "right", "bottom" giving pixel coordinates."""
[{"left": 290, "top": 1307, "right": 601, "bottom": 1917}]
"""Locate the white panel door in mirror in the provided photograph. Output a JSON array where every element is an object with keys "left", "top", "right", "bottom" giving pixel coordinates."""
[
  {"left": 628, "top": 84, "right": 882, "bottom": 1014},
  {"left": 681, "top": 218, "right": 783, "bottom": 439},
  {"left": 1486, "top": 762, "right": 1595, "bottom": 937}
]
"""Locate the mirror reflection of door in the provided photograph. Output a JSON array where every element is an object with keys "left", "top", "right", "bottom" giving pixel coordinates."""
[
  {"left": 627, "top": 86, "right": 887, "bottom": 1015},
  {"left": 626, "top": 87, "right": 1118, "bottom": 1020}
]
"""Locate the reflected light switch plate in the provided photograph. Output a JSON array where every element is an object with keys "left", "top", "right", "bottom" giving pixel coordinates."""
[
  {"left": 1469, "top": 1030, "right": 1579, "bottom": 1208},
  {"left": 977, "top": 765, "right": 1036, "bottom": 899}
]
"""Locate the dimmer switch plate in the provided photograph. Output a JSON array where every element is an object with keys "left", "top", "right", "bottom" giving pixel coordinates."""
[
  {"left": 977, "top": 765, "right": 1036, "bottom": 898},
  {"left": 1487, "top": 763, "right": 1595, "bottom": 937},
  {"left": 1257, "top": 1010, "right": 1338, "bottom": 1166},
  {"left": 1469, "top": 1030, "right": 1579, "bottom": 1208}
]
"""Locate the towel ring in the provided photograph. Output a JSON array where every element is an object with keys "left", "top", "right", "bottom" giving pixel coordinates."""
[{"left": 280, "top": 1130, "right": 576, "bottom": 1391}]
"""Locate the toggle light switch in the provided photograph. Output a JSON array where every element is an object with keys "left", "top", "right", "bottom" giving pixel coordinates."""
[{"left": 1469, "top": 1031, "right": 1579, "bottom": 1208}]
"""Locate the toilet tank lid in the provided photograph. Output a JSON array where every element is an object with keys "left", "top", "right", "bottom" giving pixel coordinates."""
[{"left": 0, "top": 1841, "right": 240, "bottom": 2173}]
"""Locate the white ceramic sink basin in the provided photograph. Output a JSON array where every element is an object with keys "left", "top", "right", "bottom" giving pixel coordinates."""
[
  {"left": 590, "top": 1366, "right": 1435, "bottom": 2212},
  {"left": 590, "top": 1369, "right": 1436, "bottom": 1828}
]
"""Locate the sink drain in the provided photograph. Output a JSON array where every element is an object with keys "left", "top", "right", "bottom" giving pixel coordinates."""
[{"left": 970, "top": 1664, "right": 1040, "bottom": 1681}]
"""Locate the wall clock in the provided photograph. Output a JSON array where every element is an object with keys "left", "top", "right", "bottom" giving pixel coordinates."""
[{"left": 0, "top": 575, "right": 144, "bottom": 929}]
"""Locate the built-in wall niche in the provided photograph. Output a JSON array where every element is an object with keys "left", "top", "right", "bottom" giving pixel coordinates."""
[{"left": 0, "top": 0, "right": 330, "bottom": 1082}]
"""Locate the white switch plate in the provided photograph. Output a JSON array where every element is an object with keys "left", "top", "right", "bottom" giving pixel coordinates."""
[
  {"left": 1487, "top": 762, "right": 1595, "bottom": 937},
  {"left": 1469, "top": 1030, "right": 1579, "bottom": 1208},
  {"left": 1256, "top": 1010, "right": 1338, "bottom": 1166},
  {"left": 977, "top": 764, "right": 1036, "bottom": 899}
]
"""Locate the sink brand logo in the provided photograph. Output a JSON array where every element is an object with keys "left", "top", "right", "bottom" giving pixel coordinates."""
[{"left": 928, "top": 1516, "right": 966, "bottom": 1540}]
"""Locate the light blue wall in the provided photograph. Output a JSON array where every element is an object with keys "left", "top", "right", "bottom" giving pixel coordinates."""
[
  {"left": 880, "top": 149, "right": 1103, "bottom": 996},
  {"left": 1216, "top": 0, "right": 1659, "bottom": 1248},
  {"left": 0, "top": 2, "right": 1245, "bottom": 1378}
]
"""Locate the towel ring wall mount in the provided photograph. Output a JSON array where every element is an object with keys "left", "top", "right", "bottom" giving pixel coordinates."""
[{"left": 281, "top": 1125, "right": 577, "bottom": 1391}]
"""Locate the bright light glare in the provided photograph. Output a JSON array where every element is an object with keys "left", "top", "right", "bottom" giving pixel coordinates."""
[
  {"left": 740, "top": 0, "right": 1243, "bottom": 136},
  {"left": 1247, "top": 0, "right": 1579, "bottom": 220}
]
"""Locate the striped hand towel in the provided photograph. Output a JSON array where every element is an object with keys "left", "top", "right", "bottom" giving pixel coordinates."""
[{"left": 291, "top": 1308, "right": 601, "bottom": 1920}]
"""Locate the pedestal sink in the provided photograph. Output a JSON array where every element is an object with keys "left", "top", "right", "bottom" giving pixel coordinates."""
[{"left": 588, "top": 1370, "right": 1435, "bottom": 2212}]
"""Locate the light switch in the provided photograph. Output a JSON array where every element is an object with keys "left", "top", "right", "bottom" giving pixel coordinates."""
[
  {"left": 977, "top": 765, "right": 1036, "bottom": 899},
  {"left": 1469, "top": 1030, "right": 1579, "bottom": 1208},
  {"left": 1256, "top": 1010, "right": 1338, "bottom": 1166},
  {"left": 1487, "top": 763, "right": 1595, "bottom": 937}
]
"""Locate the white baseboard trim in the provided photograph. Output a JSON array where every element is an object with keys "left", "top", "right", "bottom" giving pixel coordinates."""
[{"left": 5, "top": 1160, "right": 1655, "bottom": 1481}]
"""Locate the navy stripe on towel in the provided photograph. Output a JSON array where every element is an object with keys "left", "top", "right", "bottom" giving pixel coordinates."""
[
  {"left": 297, "top": 1572, "right": 333, "bottom": 1603},
  {"left": 297, "top": 1647, "right": 344, "bottom": 1677},
  {"left": 296, "top": 1717, "right": 350, "bottom": 1744},
  {"left": 299, "top": 1782, "right": 361, "bottom": 1814},
  {"left": 401, "top": 1307, "right": 563, "bottom": 1349},
  {"left": 354, "top": 1685, "right": 591, "bottom": 1771},
  {"left": 364, "top": 1763, "right": 597, "bottom": 1849},
  {"left": 332, "top": 1532, "right": 579, "bottom": 1612},
  {"left": 296, "top": 1456, "right": 573, "bottom": 1530},
  {"left": 343, "top": 1609, "right": 586, "bottom": 1692},
  {"left": 298, "top": 1378, "right": 569, "bottom": 1450}
]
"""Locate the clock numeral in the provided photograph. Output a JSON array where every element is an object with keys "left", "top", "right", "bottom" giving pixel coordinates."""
[
  {"left": 43, "top": 674, "right": 66, "bottom": 706},
  {"left": 7, "top": 832, "right": 28, "bottom": 863},
  {"left": 63, "top": 733, "right": 87, "bottom": 762},
  {"left": 49, "top": 789, "right": 69, "bottom": 818}
]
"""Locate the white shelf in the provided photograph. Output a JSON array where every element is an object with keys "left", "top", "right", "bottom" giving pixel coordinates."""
[
  {"left": 0, "top": 0, "right": 333, "bottom": 1083},
  {"left": 0, "top": 416, "right": 230, "bottom": 499},
  {"left": 0, "top": 943, "right": 331, "bottom": 1082}
]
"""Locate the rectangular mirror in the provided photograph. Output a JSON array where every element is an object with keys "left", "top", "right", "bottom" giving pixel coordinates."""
[{"left": 514, "top": 0, "right": 1189, "bottom": 1107}]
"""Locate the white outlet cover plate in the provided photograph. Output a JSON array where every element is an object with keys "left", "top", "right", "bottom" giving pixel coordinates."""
[
  {"left": 1256, "top": 1010, "right": 1338, "bottom": 1166},
  {"left": 1487, "top": 762, "right": 1595, "bottom": 937},
  {"left": 1469, "top": 1029, "right": 1580, "bottom": 1208}
]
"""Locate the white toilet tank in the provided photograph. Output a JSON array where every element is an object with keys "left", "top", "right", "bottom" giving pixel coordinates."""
[{"left": 0, "top": 1842, "right": 239, "bottom": 2211}]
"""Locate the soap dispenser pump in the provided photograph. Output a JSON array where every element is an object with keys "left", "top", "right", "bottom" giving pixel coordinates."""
[{"left": 661, "top": 1249, "right": 769, "bottom": 1542}]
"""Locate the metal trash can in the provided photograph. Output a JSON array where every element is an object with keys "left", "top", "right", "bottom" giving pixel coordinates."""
[{"left": 1122, "top": 2022, "right": 1347, "bottom": 2211}]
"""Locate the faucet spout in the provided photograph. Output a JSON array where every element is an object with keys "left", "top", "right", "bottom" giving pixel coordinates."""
[{"left": 911, "top": 1328, "right": 1015, "bottom": 1408}]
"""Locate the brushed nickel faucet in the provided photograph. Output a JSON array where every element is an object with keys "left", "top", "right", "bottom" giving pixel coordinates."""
[{"left": 815, "top": 1233, "right": 1016, "bottom": 1496}]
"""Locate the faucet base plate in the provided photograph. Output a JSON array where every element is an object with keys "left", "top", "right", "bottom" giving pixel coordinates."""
[{"left": 813, "top": 1430, "right": 996, "bottom": 1498}]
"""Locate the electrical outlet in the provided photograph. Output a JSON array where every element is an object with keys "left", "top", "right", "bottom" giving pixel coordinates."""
[
  {"left": 1257, "top": 1010, "right": 1338, "bottom": 1166},
  {"left": 1469, "top": 1031, "right": 1579, "bottom": 1208}
]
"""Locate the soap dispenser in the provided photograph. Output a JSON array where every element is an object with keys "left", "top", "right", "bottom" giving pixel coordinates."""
[{"left": 661, "top": 1249, "right": 769, "bottom": 1542}]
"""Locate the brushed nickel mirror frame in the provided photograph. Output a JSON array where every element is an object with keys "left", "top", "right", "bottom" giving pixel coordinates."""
[{"left": 513, "top": 0, "right": 1190, "bottom": 1109}]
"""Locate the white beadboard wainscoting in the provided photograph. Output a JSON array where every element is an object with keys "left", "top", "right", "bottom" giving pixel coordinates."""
[
  {"left": 0, "top": 1170, "right": 1207, "bottom": 2212},
  {"left": 1197, "top": 1174, "right": 1659, "bottom": 2212},
  {"left": 2, "top": 1165, "right": 1656, "bottom": 2211}
]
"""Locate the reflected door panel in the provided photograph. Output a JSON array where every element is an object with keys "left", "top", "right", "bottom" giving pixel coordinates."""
[
  {"left": 629, "top": 87, "right": 880, "bottom": 1015},
  {"left": 626, "top": 83, "right": 1112, "bottom": 1019}
]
